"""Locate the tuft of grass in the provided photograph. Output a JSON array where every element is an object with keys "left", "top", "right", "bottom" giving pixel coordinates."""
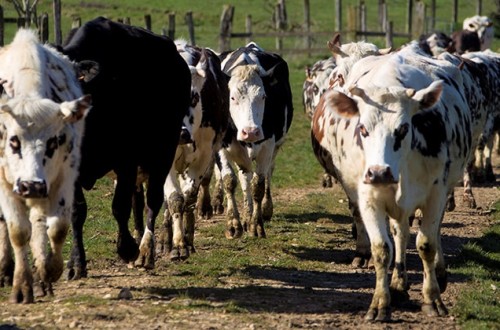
[{"left": 450, "top": 201, "right": 500, "bottom": 329}]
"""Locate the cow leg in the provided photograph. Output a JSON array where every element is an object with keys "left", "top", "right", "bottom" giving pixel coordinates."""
[
  {"left": 197, "top": 157, "right": 215, "bottom": 220},
  {"left": 237, "top": 167, "right": 254, "bottom": 234},
  {"left": 389, "top": 216, "right": 410, "bottom": 305},
  {"left": 218, "top": 149, "right": 243, "bottom": 239},
  {"left": 417, "top": 195, "right": 448, "bottom": 317},
  {"left": 132, "top": 182, "right": 145, "bottom": 244},
  {"left": 322, "top": 171, "right": 333, "bottom": 188},
  {"left": 483, "top": 136, "right": 496, "bottom": 182},
  {"left": 2, "top": 198, "right": 33, "bottom": 303},
  {"left": 350, "top": 202, "right": 371, "bottom": 268},
  {"left": 160, "top": 170, "right": 189, "bottom": 262},
  {"left": 68, "top": 184, "right": 87, "bottom": 280},
  {"left": 262, "top": 177, "right": 273, "bottom": 222},
  {"left": 134, "top": 170, "right": 167, "bottom": 269},
  {"left": 29, "top": 207, "right": 50, "bottom": 297},
  {"left": 359, "top": 191, "right": 392, "bottom": 322},
  {"left": 462, "top": 165, "right": 476, "bottom": 209},
  {"left": 211, "top": 156, "right": 225, "bottom": 215},
  {"left": 113, "top": 168, "right": 139, "bottom": 263},
  {"left": 0, "top": 213, "right": 14, "bottom": 287}
]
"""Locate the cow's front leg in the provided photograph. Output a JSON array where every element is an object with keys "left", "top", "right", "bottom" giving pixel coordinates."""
[
  {"left": 350, "top": 202, "right": 371, "bottom": 268},
  {"left": 389, "top": 216, "right": 410, "bottom": 305},
  {"left": 250, "top": 173, "right": 266, "bottom": 237},
  {"left": 238, "top": 168, "right": 253, "bottom": 233},
  {"left": 359, "top": 199, "right": 392, "bottom": 322},
  {"left": 29, "top": 205, "right": 50, "bottom": 297},
  {"left": 68, "top": 184, "right": 87, "bottom": 280},
  {"left": 218, "top": 150, "right": 243, "bottom": 239},
  {"left": 197, "top": 158, "right": 215, "bottom": 220},
  {"left": 0, "top": 214, "right": 14, "bottom": 287},
  {"left": 113, "top": 169, "right": 139, "bottom": 263},
  {"left": 135, "top": 170, "right": 167, "bottom": 268},
  {"left": 4, "top": 203, "right": 33, "bottom": 303},
  {"left": 262, "top": 176, "right": 273, "bottom": 222}
]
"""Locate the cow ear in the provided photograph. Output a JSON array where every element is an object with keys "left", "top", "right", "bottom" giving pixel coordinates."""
[
  {"left": 328, "top": 34, "right": 347, "bottom": 58},
  {"left": 324, "top": 90, "right": 359, "bottom": 118},
  {"left": 412, "top": 80, "right": 443, "bottom": 109},
  {"left": 60, "top": 94, "right": 92, "bottom": 123},
  {"left": 75, "top": 60, "right": 100, "bottom": 83}
]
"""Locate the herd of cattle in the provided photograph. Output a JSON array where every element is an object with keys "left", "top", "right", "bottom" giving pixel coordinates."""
[{"left": 0, "top": 14, "right": 497, "bottom": 323}]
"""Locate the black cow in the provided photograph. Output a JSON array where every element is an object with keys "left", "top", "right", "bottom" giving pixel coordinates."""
[
  {"left": 212, "top": 42, "right": 293, "bottom": 238},
  {"left": 61, "top": 17, "right": 191, "bottom": 279}
]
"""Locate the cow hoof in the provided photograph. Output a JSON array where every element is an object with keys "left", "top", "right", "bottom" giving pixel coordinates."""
[
  {"left": 117, "top": 233, "right": 139, "bottom": 263},
  {"left": 10, "top": 288, "right": 34, "bottom": 304},
  {"left": 67, "top": 266, "right": 87, "bottom": 280},
  {"left": 462, "top": 194, "right": 477, "bottom": 209},
  {"left": 33, "top": 282, "right": 46, "bottom": 297},
  {"left": 422, "top": 301, "right": 448, "bottom": 317},
  {"left": 365, "top": 307, "right": 391, "bottom": 322},
  {"left": 351, "top": 255, "right": 370, "bottom": 268}
]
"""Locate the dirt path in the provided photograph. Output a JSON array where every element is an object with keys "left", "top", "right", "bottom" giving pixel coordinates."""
[{"left": 1, "top": 165, "right": 499, "bottom": 329}]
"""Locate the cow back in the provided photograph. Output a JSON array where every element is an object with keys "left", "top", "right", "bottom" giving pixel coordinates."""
[{"left": 62, "top": 17, "right": 191, "bottom": 189}]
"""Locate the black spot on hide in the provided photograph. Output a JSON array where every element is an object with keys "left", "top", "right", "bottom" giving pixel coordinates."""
[{"left": 411, "top": 110, "right": 446, "bottom": 157}]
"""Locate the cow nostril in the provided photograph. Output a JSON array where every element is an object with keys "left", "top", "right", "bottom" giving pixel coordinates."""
[{"left": 15, "top": 180, "right": 48, "bottom": 198}]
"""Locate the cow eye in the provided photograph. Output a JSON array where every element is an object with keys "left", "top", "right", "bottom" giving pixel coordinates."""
[
  {"left": 358, "top": 124, "right": 369, "bottom": 137},
  {"left": 395, "top": 123, "right": 409, "bottom": 139},
  {"left": 9, "top": 136, "right": 20, "bottom": 153}
]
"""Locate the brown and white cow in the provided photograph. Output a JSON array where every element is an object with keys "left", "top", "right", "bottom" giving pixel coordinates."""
[
  {"left": 213, "top": 42, "right": 293, "bottom": 238},
  {"left": 0, "top": 29, "right": 91, "bottom": 303},
  {"left": 311, "top": 36, "right": 392, "bottom": 267},
  {"left": 463, "top": 15, "right": 494, "bottom": 51},
  {"left": 312, "top": 42, "right": 490, "bottom": 320}
]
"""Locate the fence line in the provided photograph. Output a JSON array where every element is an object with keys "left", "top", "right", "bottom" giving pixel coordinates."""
[{"left": 0, "top": 0, "right": 488, "bottom": 55}]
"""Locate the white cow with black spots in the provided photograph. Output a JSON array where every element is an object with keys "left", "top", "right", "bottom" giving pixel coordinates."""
[
  {"left": 0, "top": 29, "right": 91, "bottom": 303},
  {"left": 311, "top": 41, "right": 496, "bottom": 320}
]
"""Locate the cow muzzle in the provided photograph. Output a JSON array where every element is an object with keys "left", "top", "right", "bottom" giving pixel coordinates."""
[
  {"left": 14, "top": 179, "right": 48, "bottom": 198},
  {"left": 363, "top": 165, "right": 397, "bottom": 184},
  {"left": 239, "top": 127, "right": 263, "bottom": 142},
  {"left": 179, "top": 128, "right": 193, "bottom": 145}
]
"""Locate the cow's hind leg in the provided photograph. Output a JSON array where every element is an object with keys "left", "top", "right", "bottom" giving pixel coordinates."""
[
  {"left": 250, "top": 173, "right": 266, "bottom": 238},
  {"left": 135, "top": 171, "right": 168, "bottom": 269},
  {"left": 68, "top": 185, "right": 87, "bottom": 280},
  {"left": 113, "top": 169, "right": 139, "bottom": 263},
  {"left": 0, "top": 214, "right": 14, "bottom": 287}
]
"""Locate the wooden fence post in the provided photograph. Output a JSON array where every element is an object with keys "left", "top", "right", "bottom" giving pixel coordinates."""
[
  {"left": 430, "top": 0, "right": 436, "bottom": 31},
  {"left": 347, "top": 5, "right": 356, "bottom": 41},
  {"left": 168, "top": 13, "right": 175, "bottom": 39},
  {"left": 245, "top": 15, "right": 252, "bottom": 44},
  {"left": 476, "top": 0, "right": 482, "bottom": 15},
  {"left": 219, "top": 4, "right": 234, "bottom": 53},
  {"left": 144, "top": 14, "right": 151, "bottom": 30},
  {"left": 185, "top": 11, "right": 195, "bottom": 45},
  {"left": 275, "top": 1, "right": 287, "bottom": 51},
  {"left": 39, "top": 13, "right": 49, "bottom": 43},
  {"left": 304, "top": 0, "right": 311, "bottom": 56},
  {"left": 0, "top": 6, "right": 4, "bottom": 47},
  {"left": 413, "top": 0, "right": 425, "bottom": 38},
  {"left": 452, "top": 0, "right": 458, "bottom": 30},
  {"left": 385, "top": 21, "right": 393, "bottom": 48},
  {"left": 406, "top": 0, "right": 413, "bottom": 36},
  {"left": 380, "top": 1, "right": 387, "bottom": 32},
  {"left": 360, "top": 0, "right": 366, "bottom": 34},
  {"left": 335, "top": 0, "right": 342, "bottom": 32},
  {"left": 53, "top": 0, "right": 61, "bottom": 45}
]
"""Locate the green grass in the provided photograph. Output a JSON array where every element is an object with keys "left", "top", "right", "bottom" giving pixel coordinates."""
[{"left": 450, "top": 200, "right": 500, "bottom": 329}]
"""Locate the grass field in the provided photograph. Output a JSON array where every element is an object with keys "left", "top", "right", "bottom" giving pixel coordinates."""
[{"left": 0, "top": 1, "right": 498, "bottom": 328}]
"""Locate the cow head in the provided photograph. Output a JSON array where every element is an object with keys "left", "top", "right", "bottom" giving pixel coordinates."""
[
  {"left": 0, "top": 95, "right": 91, "bottom": 198},
  {"left": 463, "top": 15, "right": 494, "bottom": 50},
  {"left": 302, "top": 58, "right": 336, "bottom": 119},
  {"left": 227, "top": 64, "right": 269, "bottom": 142},
  {"left": 327, "top": 34, "right": 391, "bottom": 89},
  {"left": 328, "top": 80, "right": 442, "bottom": 185},
  {"left": 179, "top": 50, "right": 207, "bottom": 145}
]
